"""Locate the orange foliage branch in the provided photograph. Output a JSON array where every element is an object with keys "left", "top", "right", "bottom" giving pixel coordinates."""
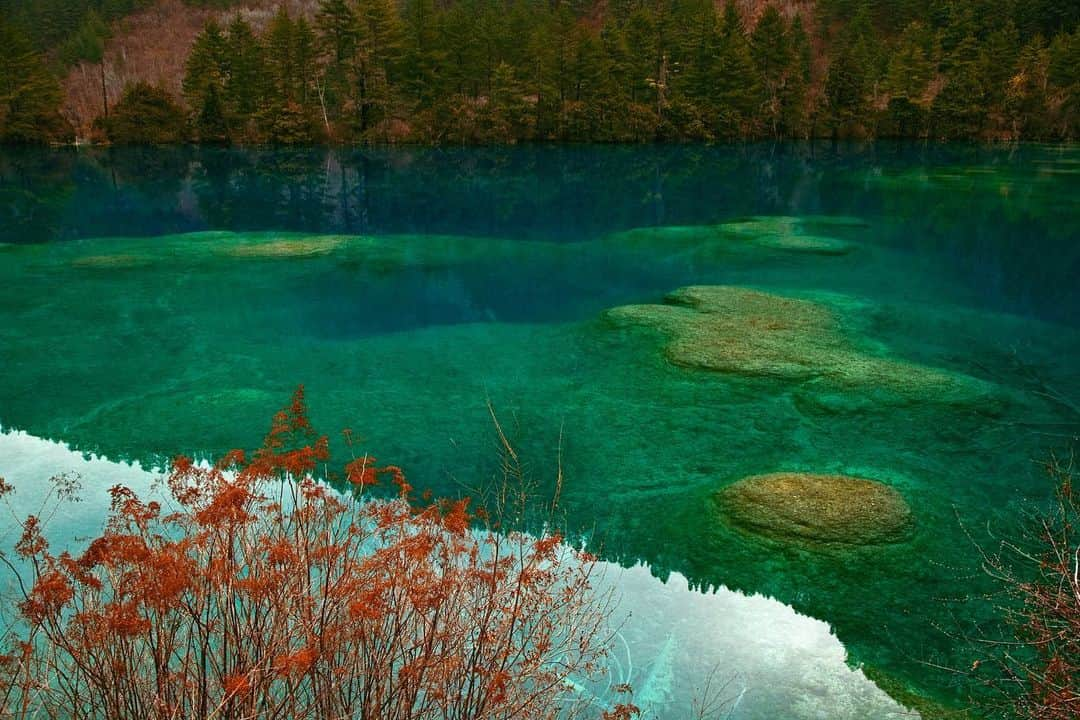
[{"left": 0, "top": 387, "right": 614, "bottom": 720}]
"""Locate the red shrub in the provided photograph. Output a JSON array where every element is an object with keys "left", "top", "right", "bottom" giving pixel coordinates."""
[{"left": 0, "top": 387, "right": 612, "bottom": 720}]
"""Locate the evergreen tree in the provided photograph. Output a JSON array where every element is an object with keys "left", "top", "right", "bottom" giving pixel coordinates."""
[
  {"left": 932, "top": 35, "right": 987, "bottom": 139},
  {"left": 683, "top": 2, "right": 719, "bottom": 103},
  {"left": 102, "top": 82, "right": 187, "bottom": 144},
  {"left": 183, "top": 21, "right": 227, "bottom": 109},
  {"left": 0, "top": 18, "right": 67, "bottom": 143},
  {"left": 751, "top": 6, "right": 792, "bottom": 137},
  {"left": 523, "top": 13, "right": 559, "bottom": 137},
  {"left": 401, "top": 0, "right": 441, "bottom": 105},
  {"left": 791, "top": 13, "right": 812, "bottom": 84},
  {"left": 7, "top": 0, "right": 1075, "bottom": 145},
  {"left": 751, "top": 7, "right": 791, "bottom": 87},
  {"left": 720, "top": 0, "right": 744, "bottom": 38},
  {"left": 316, "top": 0, "right": 358, "bottom": 64},
  {"left": 980, "top": 21, "right": 1020, "bottom": 106},
  {"left": 57, "top": 10, "right": 107, "bottom": 66},
  {"left": 358, "top": 0, "right": 404, "bottom": 74},
  {"left": 623, "top": 8, "right": 660, "bottom": 107},
  {"left": 294, "top": 18, "right": 318, "bottom": 108},
  {"left": 353, "top": 0, "right": 404, "bottom": 134},
  {"left": 224, "top": 17, "right": 263, "bottom": 119},
  {"left": 265, "top": 8, "right": 298, "bottom": 105},
  {"left": 937, "top": 1, "right": 976, "bottom": 61},
  {"left": 267, "top": 100, "right": 316, "bottom": 144},
  {"left": 1048, "top": 29, "right": 1079, "bottom": 136},
  {"left": 195, "top": 81, "right": 229, "bottom": 143},
  {"left": 483, "top": 60, "right": 527, "bottom": 141},
  {"left": 825, "top": 12, "right": 878, "bottom": 136},
  {"left": 314, "top": 0, "right": 357, "bottom": 129},
  {"left": 1004, "top": 37, "right": 1052, "bottom": 137},
  {"left": 779, "top": 13, "right": 811, "bottom": 137},
  {"left": 886, "top": 22, "right": 935, "bottom": 101},
  {"left": 710, "top": 3, "right": 761, "bottom": 137}
]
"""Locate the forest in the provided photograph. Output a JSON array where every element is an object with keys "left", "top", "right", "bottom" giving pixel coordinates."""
[{"left": 0, "top": 0, "right": 1077, "bottom": 144}]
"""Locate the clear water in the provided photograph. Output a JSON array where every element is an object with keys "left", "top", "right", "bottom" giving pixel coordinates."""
[
  {"left": 0, "top": 430, "right": 911, "bottom": 719},
  {"left": 2, "top": 143, "right": 1079, "bottom": 713}
]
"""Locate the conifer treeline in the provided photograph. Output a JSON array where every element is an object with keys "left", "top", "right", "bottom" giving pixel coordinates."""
[{"left": 1, "top": 0, "right": 1078, "bottom": 144}]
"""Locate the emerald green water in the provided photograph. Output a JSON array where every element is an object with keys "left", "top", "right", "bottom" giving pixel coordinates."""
[{"left": 2, "top": 144, "right": 1079, "bottom": 712}]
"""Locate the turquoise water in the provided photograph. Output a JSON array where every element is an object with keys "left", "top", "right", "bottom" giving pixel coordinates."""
[{"left": 2, "top": 143, "right": 1079, "bottom": 712}]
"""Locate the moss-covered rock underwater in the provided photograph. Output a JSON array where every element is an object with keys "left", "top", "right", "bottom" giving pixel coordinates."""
[
  {"left": 2, "top": 148, "right": 1079, "bottom": 714},
  {"left": 716, "top": 472, "right": 914, "bottom": 547}
]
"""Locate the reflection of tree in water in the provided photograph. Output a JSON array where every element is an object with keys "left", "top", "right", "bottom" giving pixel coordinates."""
[
  {"left": 11, "top": 146, "right": 1078, "bottom": 315},
  {"left": 0, "top": 149, "right": 78, "bottom": 244}
]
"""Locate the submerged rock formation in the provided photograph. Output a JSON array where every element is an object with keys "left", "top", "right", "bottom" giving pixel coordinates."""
[
  {"left": 605, "top": 285, "right": 998, "bottom": 408},
  {"left": 716, "top": 472, "right": 913, "bottom": 547}
]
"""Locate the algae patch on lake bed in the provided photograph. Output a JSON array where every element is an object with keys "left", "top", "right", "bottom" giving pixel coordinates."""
[
  {"left": 70, "top": 254, "right": 155, "bottom": 269},
  {"left": 603, "top": 215, "right": 861, "bottom": 257},
  {"left": 605, "top": 285, "right": 998, "bottom": 409},
  {"left": 717, "top": 472, "right": 914, "bottom": 547},
  {"left": 55, "top": 231, "right": 565, "bottom": 273},
  {"left": 220, "top": 236, "right": 348, "bottom": 258}
]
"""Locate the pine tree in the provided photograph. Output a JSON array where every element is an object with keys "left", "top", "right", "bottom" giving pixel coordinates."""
[
  {"left": 564, "top": 28, "right": 609, "bottom": 139},
  {"left": 979, "top": 21, "right": 1020, "bottom": 107},
  {"left": 225, "top": 17, "right": 263, "bottom": 120},
  {"left": 1048, "top": 29, "right": 1079, "bottom": 137},
  {"left": 599, "top": 23, "right": 637, "bottom": 138},
  {"left": 439, "top": 1, "right": 483, "bottom": 98},
  {"left": 0, "top": 17, "right": 66, "bottom": 143},
  {"left": 549, "top": 7, "right": 582, "bottom": 132},
  {"left": 102, "top": 82, "right": 187, "bottom": 144},
  {"left": 57, "top": 10, "right": 107, "bottom": 66},
  {"left": 316, "top": 0, "right": 358, "bottom": 64},
  {"left": 886, "top": 22, "right": 935, "bottom": 102},
  {"left": 932, "top": 35, "right": 987, "bottom": 139},
  {"left": 710, "top": 3, "right": 760, "bottom": 137},
  {"left": 524, "top": 14, "right": 558, "bottom": 138},
  {"left": 314, "top": 0, "right": 357, "bottom": 129},
  {"left": 571, "top": 31, "right": 608, "bottom": 105},
  {"left": 195, "top": 81, "right": 229, "bottom": 143},
  {"left": 824, "top": 10, "right": 878, "bottom": 136},
  {"left": 401, "top": 0, "right": 441, "bottom": 105},
  {"left": 779, "top": 13, "right": 811, "bottom": 137},
  {"left": 751, "top": 7, "right": 791, "bottom": 87},
  {"left": 353, "top": 0, "right": 405, "bottom": 134},
  {"left": 483, "top": 60, "right": 526, "bottom": 141},
  {"left": 623, "top": 8, "right": 659, "bottom": 107},
  {"left": 683, "top": 2, "right": 719, "bottom": 104},
  {"left": 294, "top": 18, "right": 318, "bottom": 108},
  {"left": 358, "top": 0, "right": 404, "bottom": 74},
  {"left": 751, "top": 6, "right": 792, "bottom": 137},
  {"left": 720, "top": 0, "right": 744, "bottom": 38},
  {"left": 473, "top": 3, "right": 508, "bottom": 97},
  {"left": 1004, "top": 37, "right": 1052, "bottom": 138},
  {"left": 264, "top": 8, "right": 298, "bottom": 106},
  {"left": 183, "top": 20, "right": 227, "bottom": 109}
]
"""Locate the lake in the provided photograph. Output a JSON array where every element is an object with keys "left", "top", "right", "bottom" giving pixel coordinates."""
[{"left": 2, "top": 143, "right": 1079, "bottom": 716}]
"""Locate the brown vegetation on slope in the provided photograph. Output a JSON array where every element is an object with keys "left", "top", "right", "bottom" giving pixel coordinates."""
[
  {"left": 60, "top": 0, "right": 324, "bottom": 136},
  {"left": 60, "top": 0, "right": 819, "bottom": 138}
]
